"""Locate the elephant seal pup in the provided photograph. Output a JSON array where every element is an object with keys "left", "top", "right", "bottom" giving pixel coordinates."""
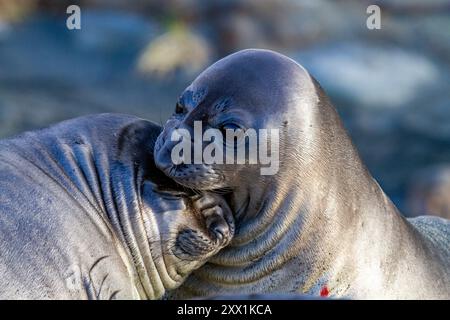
[
  {"left": 154, "top": 49, "right": 450, "bottom": 299},
  {"left": 0, "top": 113, "right": 234, "bottom": 299}
]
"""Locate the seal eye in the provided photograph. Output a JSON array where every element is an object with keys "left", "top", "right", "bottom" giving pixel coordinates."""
[
  {"left": 222, "top": 123, "right": 241, "bottom": 131},
  {"left": 175, "top": 102, "right": 185, "bottom": 115},
  {"left": 219, "top": 123, "right": 242, "bottom": 135},
  {"left": 220, "top": 123, "right": 246, "bottom": 148}
]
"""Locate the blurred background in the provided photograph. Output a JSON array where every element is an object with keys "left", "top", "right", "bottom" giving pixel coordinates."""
[{"left": 0, "top": 0, "right": 449, "bottom": 218}]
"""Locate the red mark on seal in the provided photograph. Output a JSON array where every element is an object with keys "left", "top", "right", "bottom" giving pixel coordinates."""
[{"left": 320, "top": 286, "right": 329, "bottom": 297}]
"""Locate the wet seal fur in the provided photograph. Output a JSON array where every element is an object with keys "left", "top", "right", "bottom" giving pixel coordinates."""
[
  {"left": 0, "top": 114, "right": 234, "bottom": 299},
  {"left": 155, "top": 49, "right": 450, "bottom": 299}
]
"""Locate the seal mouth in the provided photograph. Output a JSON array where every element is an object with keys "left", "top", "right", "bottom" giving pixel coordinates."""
[
  {"left": 154, "top": 131, "right": 229, "bottom": 191},
  {"left": 162, "top": 164, "right": 228, "bottom": 191}
]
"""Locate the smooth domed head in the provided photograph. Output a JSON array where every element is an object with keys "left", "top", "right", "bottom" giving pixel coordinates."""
[{"left": 154, "top": 49, "right": 319, "bottom": 191}]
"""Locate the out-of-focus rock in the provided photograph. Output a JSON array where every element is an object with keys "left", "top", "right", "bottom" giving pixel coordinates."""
[
  {"left": 402, "top": 96, "right": 450, "bottom": 140},
  {"left": 413, "top": 14, "right": 450, "bottom": 65},
  {"left": 137, "top": 25, "right": 211, "bottom": 78},
  {"left": 0, "top": 12, "right": 190, "bottom": 139},
  {"left": 375, "top": 0, "right": 450, "bottom": 11},
  {"left": 294, "top": 43, "right": 443, "bottom": 109},
  {"left": 407, "top": 165, "right": 450, "bottom": 219},
  {"left": 270, "top": 0, "right": 367, "bottom": 49},
  {"left": 0, "top": 0, "right": 37, "bottom": 38},
  {"left": 73, "top": 10, "right": 159, "bottom": 53},
  {"left": 0, "top": 0, "right": 37, "bottom": 23}
]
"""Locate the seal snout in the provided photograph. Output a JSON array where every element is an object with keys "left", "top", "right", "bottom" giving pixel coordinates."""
[
  {"left": 196, "top": 193, "right": 235, "bottom": 244},
  {"left": 205, "top": 216, "right": 233, "bottom": 247},
  {"left": 209, "top": 221, "right": 228, "bottom": 243}
]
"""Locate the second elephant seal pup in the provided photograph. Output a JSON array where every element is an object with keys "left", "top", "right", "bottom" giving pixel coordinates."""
[{"left": 0, "top": 114, "right": 234, "bottom": 299}]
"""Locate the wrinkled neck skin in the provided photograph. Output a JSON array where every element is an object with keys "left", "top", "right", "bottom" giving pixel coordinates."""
[
  {"left": 97, "top": 147, "right": 182, "bottom": 300},
  {"left": 11, "top": 116, "right": 184, "bottom": 299},
  {"left": 70, "top": 120, "right": 187, "bottom": 299},
  {"left": 174, "top": 96, "right": 446, "bottom": 300}
]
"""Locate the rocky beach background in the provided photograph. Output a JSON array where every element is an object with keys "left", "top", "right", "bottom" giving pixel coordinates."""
[{"left": 0, "top": 0, "right": 449, "bottom": 218}]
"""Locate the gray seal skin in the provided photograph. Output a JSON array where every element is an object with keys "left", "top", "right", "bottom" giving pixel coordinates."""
[
  {"left": 154, "top": 49, "right": 450, "bottom": 299},
  {"left": 0, "top": 113, "right": 234, "bottom": 299}
]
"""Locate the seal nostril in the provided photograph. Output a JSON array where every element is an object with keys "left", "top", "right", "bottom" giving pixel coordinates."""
[
  {"left": 210, "top": 223, "right": 229, "bottom": 242},
  {"left": 214, "top": 229, "right": 224, "bottom": 242}
]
